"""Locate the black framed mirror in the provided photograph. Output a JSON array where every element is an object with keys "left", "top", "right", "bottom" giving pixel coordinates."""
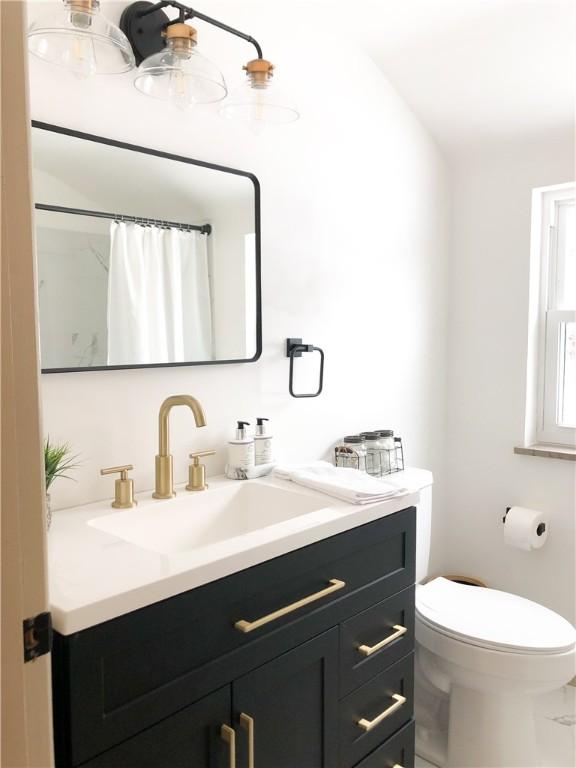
[{"left": 31, "top": 121, "right": 261, "bottom": 373}]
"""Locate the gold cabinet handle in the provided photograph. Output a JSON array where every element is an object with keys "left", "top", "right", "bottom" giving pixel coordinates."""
[
  {"left": 357, "top": 693, "right": 406, "bottom": 732},
  {"left": 220, "top": 724, "right": 236, "bottom": 768},
  {"left": 358, "top": 624, "right": 407, "bottom": 657},
  {"left": 234, "top": 579, "right": 346, "bottom": 633},
  {"left": 240, "top": 713, "right": 254, "bottom": 768}
]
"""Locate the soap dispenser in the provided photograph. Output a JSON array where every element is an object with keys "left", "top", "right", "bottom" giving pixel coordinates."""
[
  {"left": 254, "top": 418, "right": 273, "bottom": 465},
  {"left": 226, "top": 421, "right": 255, "bottom": 480}
]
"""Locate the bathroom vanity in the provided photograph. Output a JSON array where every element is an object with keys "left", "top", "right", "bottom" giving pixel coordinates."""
[{"left": 48, "top": 474, "right": 430, "bottom": 768}]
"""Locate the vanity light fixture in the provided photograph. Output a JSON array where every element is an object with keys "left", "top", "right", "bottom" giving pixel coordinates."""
[
  {"left": 28, "top": 0, "right": 135, "bottom": 77},
  {"left": 28, "top": 0, "right": 299, "bottom": 123},
  {"left": 120, "top": 0, "right": 299, "bottom": 121}
]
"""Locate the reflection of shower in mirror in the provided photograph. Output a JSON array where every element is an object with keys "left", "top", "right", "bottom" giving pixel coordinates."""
[{"left": 31, "top": 122, "right": 261, "bottom": 372}]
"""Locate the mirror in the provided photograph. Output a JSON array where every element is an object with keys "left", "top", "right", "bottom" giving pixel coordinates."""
[{"left": 31, "top": 122, "right": 261, "bottom": 372}]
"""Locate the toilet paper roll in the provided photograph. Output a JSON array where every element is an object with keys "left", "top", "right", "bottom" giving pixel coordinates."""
[{"left": 504, "top": 506, "right": 549, "bottom": 551}]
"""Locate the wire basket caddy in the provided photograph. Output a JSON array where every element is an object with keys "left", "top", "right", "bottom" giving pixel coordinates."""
[{"left": 334, "top": 437, "right": 404, "bottom": 477}]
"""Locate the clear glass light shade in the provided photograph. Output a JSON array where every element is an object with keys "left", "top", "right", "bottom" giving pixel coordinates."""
[
  {"left": 220, "top": 75, "right": 300, "bottom": 125},
  {"left": 28, "top": 0, "right": 135, "bottom": 77},
  {"left": 134, "top": 40, "right": 227, "bottom": 109}
]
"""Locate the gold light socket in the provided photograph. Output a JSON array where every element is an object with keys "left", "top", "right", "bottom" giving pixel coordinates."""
[
  {"left": 69, "top": 0, "right": 95, "bottom": 11},
  {"left": 164, "top": 22, "right": 197, "bottom": 41},
  {"left": 163, "top": 22, "right": 197, "bottom": 54},
  {"left": 244, "top": 58, "right": 274, "bottom": 88}
]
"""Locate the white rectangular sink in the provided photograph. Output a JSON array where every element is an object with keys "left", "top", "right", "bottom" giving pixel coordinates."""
[
  {"left": 49, "top": 470, "right": 429, "bottom": 633},
  {"left": 88, "top": 481, "right": 330, "bottom": 555}
]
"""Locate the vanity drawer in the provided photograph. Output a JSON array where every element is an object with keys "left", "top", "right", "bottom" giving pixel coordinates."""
[
  {"left": 340, "top": 586, "right": 415, "bottom": 697},
  {"left": 338, "top": 652, "right": 414, "bottom": 768},
  {"left": 54, "top": 508, "right": 415, "bottom": 766},
  {"left": 353, "top": 720, "right": 415, "bottom": 768}
]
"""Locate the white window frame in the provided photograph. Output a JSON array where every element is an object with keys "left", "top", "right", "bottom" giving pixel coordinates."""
[{"left": 533, "top": 183, "right": 575, "bottom": 446}]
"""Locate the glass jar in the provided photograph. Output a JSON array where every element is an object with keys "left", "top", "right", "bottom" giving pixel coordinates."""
[
  {"left": 360, "top": 432, "right": 382, "bottom": 476},
  {"left": 376, "top": 430, "right": 396, "bottom": 473},
  {"left": 340, "top": 435, "right": 367, "bottom": 471}
]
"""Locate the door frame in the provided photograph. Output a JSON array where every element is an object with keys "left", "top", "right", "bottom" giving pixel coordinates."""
[{"left": 1, "top": 2, "right": 54, "bottom": 766}]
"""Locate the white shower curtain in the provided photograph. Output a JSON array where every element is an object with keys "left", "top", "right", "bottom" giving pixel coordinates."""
[{"left": 107, "top": 222, "right": 212, "bottom": 365}]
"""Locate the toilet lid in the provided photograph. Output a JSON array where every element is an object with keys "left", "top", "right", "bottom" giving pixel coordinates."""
[{"left": 416, "top": 578, "right": 576, "bottom": 654}]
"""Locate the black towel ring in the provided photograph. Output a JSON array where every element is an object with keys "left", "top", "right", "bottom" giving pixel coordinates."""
[{"left": 286, "top": 338, "right": 325, "bottom": 398}]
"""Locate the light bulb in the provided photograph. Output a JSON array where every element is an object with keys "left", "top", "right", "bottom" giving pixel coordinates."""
[
  {"left": 65, "top": 33, "right": 97, "bottom": 78},
  {"left": 167, "top": 68, "right": 196, "bottom": 110}
]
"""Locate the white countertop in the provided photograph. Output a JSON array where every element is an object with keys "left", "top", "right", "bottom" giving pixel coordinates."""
[{"left": 48, "top": 467, "right": 433, "bottom": 635}]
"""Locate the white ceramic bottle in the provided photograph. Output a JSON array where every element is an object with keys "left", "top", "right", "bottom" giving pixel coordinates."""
[
  {"left": 254, "top": 417, "right": 273, "bottom": 465},
  {"left": 226, "top": 421, "right": 255, "bottom": 480}
]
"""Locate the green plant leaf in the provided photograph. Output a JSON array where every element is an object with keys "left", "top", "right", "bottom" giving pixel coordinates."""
[{"left": 44, "top": 436, "right": 80, "bottom": 491}]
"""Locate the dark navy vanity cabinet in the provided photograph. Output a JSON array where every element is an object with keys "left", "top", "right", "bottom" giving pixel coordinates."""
[{"left": 52, "top": 507, "right": 416, "bottom": 768}]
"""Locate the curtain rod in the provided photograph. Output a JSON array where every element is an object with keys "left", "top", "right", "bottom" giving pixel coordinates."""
[{"left": 35, "top": 203, "right": 212, "bottom": 235}]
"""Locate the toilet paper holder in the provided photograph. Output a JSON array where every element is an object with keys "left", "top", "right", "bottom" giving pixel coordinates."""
[{"left": 503, "top": 507, "right": 546, "bottom": 537}]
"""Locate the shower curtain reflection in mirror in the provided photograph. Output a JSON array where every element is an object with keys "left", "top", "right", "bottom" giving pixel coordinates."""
[{"left": 107, "top": 222, "right": 213, "bottom": 365}]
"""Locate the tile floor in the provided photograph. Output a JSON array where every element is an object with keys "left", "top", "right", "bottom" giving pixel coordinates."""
[{"left": 415, "top": 685, "right": 575, "bottom": 768}]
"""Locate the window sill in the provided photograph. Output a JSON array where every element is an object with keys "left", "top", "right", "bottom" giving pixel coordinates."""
[{"left": 514, "top": 444, "right": 576, "bottom": 461}]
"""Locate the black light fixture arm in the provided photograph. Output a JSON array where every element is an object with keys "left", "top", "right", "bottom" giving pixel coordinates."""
[{"left": 137, "top": 0, "right": 264, "bottom": 59}]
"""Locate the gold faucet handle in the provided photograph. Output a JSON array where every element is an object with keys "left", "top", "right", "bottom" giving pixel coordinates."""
[
  {"left": 101, "top": 464, "right": 134, "bottom": 478},
  {"left": 100, "top": 465, "right": 137, "bottom": 509},
  {"left": 189, "top": 450, "right": 216, "bottom": 463},
  {"left": 187, "top": 451, "right": 215, "bottom": 492}
]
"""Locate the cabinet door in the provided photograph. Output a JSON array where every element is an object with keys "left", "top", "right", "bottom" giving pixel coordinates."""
[
  {"left": 233, "top": 628, "right": 338, "bottom": 768},
  {"left": 82, "top": 686, "right": 230, "bottom": 768}
]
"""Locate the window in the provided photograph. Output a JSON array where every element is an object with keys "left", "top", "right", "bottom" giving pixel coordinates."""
[{"left": 534, "top": 183, "right": 576, "bottom": 446}]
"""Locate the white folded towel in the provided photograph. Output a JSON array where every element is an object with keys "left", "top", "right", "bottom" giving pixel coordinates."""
[{"left": 273, "top": 461, "right": 409, "bottom": 504}]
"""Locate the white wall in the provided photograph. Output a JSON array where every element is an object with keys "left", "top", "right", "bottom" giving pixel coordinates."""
[
  {"left": 444, "top": 134, "right": 576, "bottom": 622},
  {"left": 28, "top": 2, "right": 449, "bottom": 576}
]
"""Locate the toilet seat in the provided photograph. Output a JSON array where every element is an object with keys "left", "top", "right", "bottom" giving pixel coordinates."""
[{"left": 416, "top": 577, "right": 576, "bottom": 655}]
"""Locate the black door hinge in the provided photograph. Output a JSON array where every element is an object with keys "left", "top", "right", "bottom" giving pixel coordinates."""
[{"left": 23, "top": 612, "right": 53, "bottom": 662}]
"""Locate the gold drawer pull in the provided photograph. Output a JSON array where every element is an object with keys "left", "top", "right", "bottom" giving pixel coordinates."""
[
  {"left": 235, "top": 579, "right": 346, "bottom": 633},
  {"left": 357, "top": 693, "right": 406, "bottom": 732},
  {"left": 240, "top": 713, "right": 254, "bottom": 768},
  {"left": 358, "top": 624, "right": 407, "bottom": 656},
  {"left": 221, "top": 724, "right": 236, "bottom": 768}
]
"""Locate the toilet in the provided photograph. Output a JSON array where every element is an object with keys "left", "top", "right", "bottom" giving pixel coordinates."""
[{"left": 415, "top": 577, "right": 576, "bottom": 768}]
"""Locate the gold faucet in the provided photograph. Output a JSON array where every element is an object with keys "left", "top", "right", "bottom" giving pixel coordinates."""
[{"left": 153, "top": 395, "right": 206, "bottom": 499}]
